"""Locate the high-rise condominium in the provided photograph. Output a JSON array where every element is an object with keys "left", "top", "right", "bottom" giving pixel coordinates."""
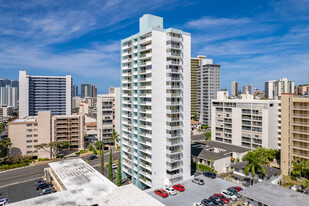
[
  {"left": 248, "top": 84, "right": 255, "bottom": 95},
  {"left": 0, "top": 79, "right": 18, "bottom": 109},
  {"left": 81, "top": 84, "right": 91, "bottom": 98},
  {"left": 97, "top": 87, "right": 121, "bottom": 144},
  {"left": 72, "top": 85, "right": 78, "bottom": 97},
  {"left": 191, "top": 55, "right": 205, "bottom": 118},
  {"left": 19, "top": 71, "right": 72, "bottom": 118},
  {"left": 120, "top": 14, "right": 191, "bottom": 189},
  {"left": 198, "top": 58, "right": 220, "bottom": 126},
  {"left": 231, "top": 81, "right": 238, "bottom": 97},
  {"left": 281, "top": 94, "right": 309, "bottom": 176},
  {"left": 265, "top": 78, "right": 294, "bottom": 99}
]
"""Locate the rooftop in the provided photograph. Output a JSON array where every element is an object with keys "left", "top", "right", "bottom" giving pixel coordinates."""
[
  {"left": 231, "top": 161, "right": 281, "bottom": 178},
  {"left": 192, "top": 141, "right": 251, "bottom": 161},
  {"left": 240, "top": 181, "right": 309, "bottom": 206},
  {"left": 10, "top": 158, "right": 164, "bottom": 206}
]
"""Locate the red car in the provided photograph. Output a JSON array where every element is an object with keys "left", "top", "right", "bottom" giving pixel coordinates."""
[
  {"left": 154, "top": 189, "right": 168, "bottom": 198},
  {"left": 232, "top": 186, "right": 243, "bottom": 192},
  {"left": 213, "top": 193, "right": 229, "bottom": 204},
  {"left": 173, "top": 184, "right": 185, "bottom": 192}
]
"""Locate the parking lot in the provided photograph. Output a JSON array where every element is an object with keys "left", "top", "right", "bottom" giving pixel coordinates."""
[{"left": 147, "top": 175, "right": 241, "bottom": 206}]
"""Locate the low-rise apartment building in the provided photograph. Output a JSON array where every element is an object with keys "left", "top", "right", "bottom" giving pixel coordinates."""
[
  {"left": 281, "top": 94, "right": 309, "bottom": 176},
  {"left": 0, "top": 105, "right": 13, "bottom": 122},
  {"left": 211, "top": 91, "right": 281, "bottom": 149},
  {"left": 8, "top": 111, "right": 84, "bottom": 159}
]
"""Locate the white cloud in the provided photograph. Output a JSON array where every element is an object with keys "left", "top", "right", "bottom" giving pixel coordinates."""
[{"left": 185, "top": 17, "right": 251, "bottom": 29}]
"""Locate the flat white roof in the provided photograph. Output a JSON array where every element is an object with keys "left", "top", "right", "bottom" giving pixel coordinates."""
[{"left": 10, "top": 158, "right": 164, "bottom": 206}]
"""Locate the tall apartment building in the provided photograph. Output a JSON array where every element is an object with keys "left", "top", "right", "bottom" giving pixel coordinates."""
[
  {"left": 120, "top": 14, "right": 191, "bottom": 189},
  {"left": 191, "top": 55, "right": 205, "bottom": 118},
  {"left": 231, "top": 81, "right": 238, "bottom": 97},
  {"left": 248, "top": 84, "right": 255, "bottom": 95},
  {"left": 97, "top": 87, "right": 121, "bottom": 144},
  {"left": 72, "top": 85, "right": 78, "bottom": 97},
  {"left": 8, "top": 111, "right": 84, "bottom": 159},
  {"left": 198, "top": 58, "right": 220, "bottom": 126},
  {"left": 281, "top": 94, "right": 309, "bottom": 176},
  {"left": 211, "top": 91, "right": 280, "bottom": 149},
  {"left": 19, "top": 71, "right": 72, "bottom": 118},
  {"left": 91, "top": 85, "right": 97, "bottom": 98},
  {"left": 242, "top": 86, "right": 248, "bottom": 94},
  {"left": 265, "top": 78, "right": 294, "bottom": 99},
  {"left": 295, "top": 84, "right": 308, "bottom": 96},
  {"left": 81, "top": 84, "right": 91, "bottom": 98},
  {"left": 0, "top": 86, "right": 18, "bottom": 109}
]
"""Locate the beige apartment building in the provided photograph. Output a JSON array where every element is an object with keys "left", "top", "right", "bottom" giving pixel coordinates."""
[
  {"left": 8, "top": 111, "right": 84, "bottom": 159},
  {"left": 281, "top": 94, "right": 309, "bottom": 176},
  {"left": 191, "top": 55, "right": 205, "bottom": 118},
  {"left": 0, "top": 105, "right": 13, "bottom": 122}
]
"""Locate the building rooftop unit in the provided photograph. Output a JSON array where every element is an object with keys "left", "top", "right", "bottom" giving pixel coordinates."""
[
  {"left": 10, "top": 158, "right": 164, "bottom": 206},
  {"left": 240, "top": 181, "right": 309, "bottom": 206}
]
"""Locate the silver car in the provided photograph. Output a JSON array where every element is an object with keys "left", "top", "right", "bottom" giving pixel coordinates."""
[{"left": 192, "top": 177, "right": 205, "bottom": 185}]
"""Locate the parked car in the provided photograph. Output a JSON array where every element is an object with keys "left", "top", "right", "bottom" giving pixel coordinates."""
[
  {"left": 213, "top": 194, "right": 229, "bottom": 204},
  {"left": 35, "top": 179, "right": 44, "bottom": 185},
  {"left": 221, "top": 190, "right": 237, "bottom": 201},
  {"left": 112, "top": 164, "right": 117, "bottom": 169},
  {"left": 154, "top": 189, "right": 168, "bottom": 198},
  {"left": 192, "top": 177, "right": 205, "bottom": 185},
  {"left": 39, "top": 188, "right": 56, "bottom": 196},
  {"left": 0, "top": 198, "right": 8, "bottom": 206},
  {"left": 227, "top": 187, "right": 242, "bottom": 198},
  {"left": 231, "top": 186, "right": 243, "bottom": 192},
  {"left": 87, "top": 155, "right": 97, "bottom": 160},
  {"left": 35, "top": 182, "right": 52, "bottom": 190},
  {"left": 163, "top": 186, "right": 177, "bottom": 195},
  {"left": 203, "top": 172, "right": 216, "bottom": 179},
  {"left": 173, "top": 184, "right": 185, "bottom": 192},
  {"left": 209, "top": 196, "right": 224, "bottom": 206},
  {"left": 201, "top": 199, "right": 216, "bottom": 206},
  {"left": 193, "top": 203, "right": 206, "bottom": 206}
]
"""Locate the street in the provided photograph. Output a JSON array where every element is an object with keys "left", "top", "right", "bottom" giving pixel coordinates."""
[{"left": 0, "top": 151, "right": 120, "bottom": 188}]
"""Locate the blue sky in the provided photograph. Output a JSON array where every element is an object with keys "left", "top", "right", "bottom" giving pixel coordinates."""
[{"left": 0, "top": 0, "right": 309, "bottom": 94}]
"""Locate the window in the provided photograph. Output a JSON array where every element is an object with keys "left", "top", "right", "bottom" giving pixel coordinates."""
[
  {"left": 26, "top": 124, "right": 32, "bottom": 127},
  {"left": 33, "top": 129, "right": 37, "bottom": 132},
  {"left": 26, "top": 140, "right": 32, "bottom": 143},
  {"left": 26, "top": 129, "right": 32, "bottom": 132},
  {"left": 26, "top": 145, "right": 32, "bottom": 148},
  {"left": 34, "top": 124, "right": 38, "bottom": 126},
  {"left": 34, "top": 140, "right": 38, "bottom": 143},
  {"left": 26, "top": 135, "right": 32, "bottom": 137},
  {"left": 26, "top": 151, "right": 32, "bottom": 154},
  {"left": 34, "top": 134, "right": 38, "bottom": 137}
]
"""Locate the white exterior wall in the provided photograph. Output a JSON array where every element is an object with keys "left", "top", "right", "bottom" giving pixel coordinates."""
[
  {"left": 232, "top": 108, "right": 242, "bottom": 146},
  {"left": 66, "top": 75, "right": 72, "bottom": 116},
  {"left": 19, "top": 71, "right": 29, "bottom": 118},
  {"left": 150, "top": 30, "right": 167, "bottom": 187},
  {"left": 114, "top": 87, "right": 121, "bottom": 136}
]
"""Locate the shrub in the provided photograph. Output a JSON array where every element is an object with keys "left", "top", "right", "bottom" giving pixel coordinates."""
[
  {"left": 197, "top": 163, "right": 217, "bottom": 173},
  {"left": 88, "top": 145, "right": 94, "bottom": 151},
  {"left": 93, "top": 150, "right": 98, "bottom": 155},
  {"left": 76, "top": 152, "right": 81, "bottom": 156},
  {"left": 79, "top": 150, "right": 88, "bottom": 154},
  {"left": 0, "top": 162, "right": 30, "bottom": 170},
  {"left": 38, "top": 158, "right": 49, "bottom": 162}
]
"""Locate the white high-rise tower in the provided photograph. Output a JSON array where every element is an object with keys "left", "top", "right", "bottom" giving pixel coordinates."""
[{"left": 120, "top": 14, "right": 191, "bottom": 189}]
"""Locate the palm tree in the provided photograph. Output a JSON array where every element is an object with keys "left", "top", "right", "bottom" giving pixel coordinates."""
[
  {"left": 94, "top": 140, "right": 104, "bottom": 175},
  {"left": 110, "top": 131, "right": 119, "bottom": 152},
  {"left": 243, "top": 151, "right": 266, "bottom": 179}
]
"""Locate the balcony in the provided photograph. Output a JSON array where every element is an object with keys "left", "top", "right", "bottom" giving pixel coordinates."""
[
  {"left": 166, "top": 116, "right": 181, "bottom": 122},
  {"left": 167, "top": 44, "right": 182, "bottom": 50},
  {"left": 166, "top": 139, "right": 181, "bottom": 147},
  {"left": 167, "top": 60, "right": 181, "bottom": 66},
  {"left": 293, "top": 106, "right": 309, "bottom": 110},
  {"left": 166, "top": 85, "right": 182, "bottom": 90},
  {"left": 166, "top": 125, "right": 182, "bottom": 130},
  {"left": 167, "top": 36, "right": 182, "bottom": 42},
  {"left": 166, "top": 109, "right": 181, "bottom": 114},
  {"left": 140, "top": 61, "right": 152, "bottom": 67},
  {"left": 140, "top": 155, "right": 152, "bottom": 163},
  {"left": 293, "top": 114, "right": 309, "bottom": 119},
  {"left": 140, "top": 77, "right": 152, "bottom": 82},
  {"left": 140, "top": 140, "right": 152, "bottom": 147},
  {"left": 122, "top": 58, "right": 132, "bottom": 63},
  {"left": 166, "top": 52, "right": 182, "bottom": 59},
  {"left": 166, "top": 92, "right": 182, "bottom": 98},
  {"left": 167, "top": 101, "right": 182, "bottom": 106},
  {"left": 140, "top": 85, "right": 152, "bottom": 90},
  {"left": 140, "top": 37, "right": 152, "bottom": 44},
  {"left": 166, "top": 163, "right": 181, "bottom": 171},
  {"left": 166, "top": 171, "right": 182, "bottom": 179},
  {"left": 140, "top": 53, "right": 152, "bottom": 60},
  {"left": 140, "top": 44, "right": 152, "bottom": 52}
]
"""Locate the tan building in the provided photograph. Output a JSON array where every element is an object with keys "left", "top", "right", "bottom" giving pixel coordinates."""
[
  {"left": 8, "top": 111, "right": 84, "bottom": 159},
  {"left": 295, "top": 84, "right": 308, "bottom": 96},
  {"left": 0, "top": 105, "right": 13, "bottom": 122},
  {"left": 191, "top": 55, "right": 205, "bottom": 118},
  {"left": 281, "top": 94, "right": 309, "bottom": 175}
]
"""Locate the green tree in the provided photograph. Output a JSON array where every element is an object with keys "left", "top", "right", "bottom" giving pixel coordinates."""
[
  {"left": 116, "top": 156, "right": 122, "bottom": 186},
  {"left": 107, "top": 150, "right": 113, "bottom": 181},
  {"left": 243, "top": 151, "right": 266, "bottom": 178},
  {"left": 193, "top": 113, "right": 198, "bottom": 121},
  {"left": 110, "top": 131, "right": 119, "bottom": 152},
  {"left": 34, "top": 141, "right": 71, "bottom": 161},
  {"left": 292, "top": 157, "right": 309, "bottom": 179},
  {"left": 201, "top": 124, "right": 208, "bottom": 130},
  {"left": 0, "top": 137, "right": 12, "bottom": 163},
  {"left": 94, "top": 141, "right": 105, "bottom": 175},
  {"left": 204, "top": 131, "right": 211, "bottom": 140}
]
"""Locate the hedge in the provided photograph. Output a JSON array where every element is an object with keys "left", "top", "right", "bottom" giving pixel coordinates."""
[
  {"left": 197, "top": 163, "right": 217, "bottom": 173},
  {"left": 0, "top": 162, "right": 30, "bottom": 170}
]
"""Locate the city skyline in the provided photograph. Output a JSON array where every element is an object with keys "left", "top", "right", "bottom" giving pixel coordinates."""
[{"left": 0, "top": 0, "right": 309, "bottom": 93}]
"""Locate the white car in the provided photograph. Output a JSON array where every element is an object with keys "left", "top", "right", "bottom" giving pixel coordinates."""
[
  {"left": 0, "top": 198, "right": 9, "bottom": 206},
  {"left": 221, "top": 190, "right": 237, "bottom": 201},
  {"left": 163, "top": 186, "right": 177, "bottom": 196},
  {"left": 193, "top": 203, "right": 205, "bottom": 206}
]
